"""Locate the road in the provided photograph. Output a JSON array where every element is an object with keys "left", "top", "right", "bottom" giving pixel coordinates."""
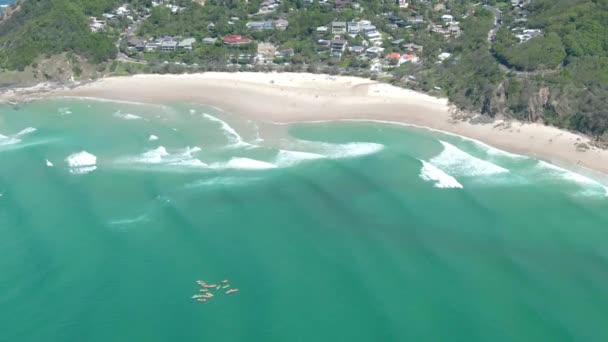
[{"left": 116, "top": 16, "right": 149, "bottom": 64}]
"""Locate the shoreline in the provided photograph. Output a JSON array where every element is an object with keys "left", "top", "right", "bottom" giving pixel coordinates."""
[{"left": 2, "top": 72, "right": 608, "bottom": 176}]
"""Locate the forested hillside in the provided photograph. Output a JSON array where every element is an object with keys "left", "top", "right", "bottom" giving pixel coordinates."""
[
  {"left": 483, "top": 0, "right": 608, "bottom": 141},
  {"left": 0, "top": 0, "right": 125, "bottom": 70}
]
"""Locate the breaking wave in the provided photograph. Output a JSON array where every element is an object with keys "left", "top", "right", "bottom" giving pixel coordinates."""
[
  {"left": 202, "top": 113, "right": 254, "bottom": 148},
  {"left": 114, "top": 111, "right": 143, "bottom": 120},
  {"left": 419, "top": 160, "right": 463, "bottom": 189},
  {"left": 123, "top": 146, "right": 207, "bottom": 168},
  {"left": 209, "top": 158, "right": 277, "bottom": 170},
  {"left": 148, "top": 135, "right": 159, "bottom": 141},
  {"left": 0, "top": 134, "right": 21, "bottom": 147},
  {"left": 275, "top": 150, "right": 325, "bottom": 167},
  {"left": 535, "top": 161, "right": 608, "bottom": 197},
  {"left": 430, "top": 141, "right": 509, "bottom": 177},
  {"left": 66, "top": 151, "right": 97, "bottom": 174},
  {"left": 16, "top": 127, "right": 37, "bottom": 136}
]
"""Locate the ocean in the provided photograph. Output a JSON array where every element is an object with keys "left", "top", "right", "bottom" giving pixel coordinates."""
[{"left": 1, "top": 98, "right": 607, "bottom": 341}]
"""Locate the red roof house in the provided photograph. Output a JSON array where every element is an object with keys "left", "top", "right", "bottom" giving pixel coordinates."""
[
  {"left": 387, "top": 52, "right": 401, "bottom": 60},
  {"left": 223, "top": 35, "right": 252, "bottom": 46}
]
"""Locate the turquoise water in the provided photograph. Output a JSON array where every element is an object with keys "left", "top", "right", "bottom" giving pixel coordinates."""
[{"left": 1, "top": 99, "right": 608, "bottom": 341}]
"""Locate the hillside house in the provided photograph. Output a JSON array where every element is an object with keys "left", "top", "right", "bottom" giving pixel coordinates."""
[
  {"left": 178, "top": 38, "right": 196, "bottom": 50},
  {"left": 223, "top": 35, "right": 252, "bottom": 46},
  {"left": 332, "top": 21, "right": 347, "bottom": 34},
  {"left": 275, "top": 19, "right": 289, "bottom": 30},
  {"left": 247, "top": 20, "right": 274, "bottom": 30}
]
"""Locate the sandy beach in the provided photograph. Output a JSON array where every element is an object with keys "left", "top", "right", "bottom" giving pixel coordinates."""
[{"left": 2, "top": 72, "right": 607, "bottom": 175}]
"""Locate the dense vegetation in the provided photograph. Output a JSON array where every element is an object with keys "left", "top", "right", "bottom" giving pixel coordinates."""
[
  {"left": 0, "top": 0, "right": 607, "bottom": 141},
  {"left": 0, "top": 0, "right": 126, "bottom": 70}
]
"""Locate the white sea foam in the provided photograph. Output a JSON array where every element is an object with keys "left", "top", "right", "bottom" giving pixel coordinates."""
[
  {"left": 16, "top": 127, "right": 37, "bottom": 136},
  {"left": 108, "top": 214, "right": 149, "bottom": 226},
  {"left": 430, "top": 141, "right": 509, "bottom": 177},
  {"left": 202, "top": 113, "right": 253, "bottom": 148},
  {"left": 210, "top": 158, "right": 277, "bottom": 170},
  {"left": 536, "top": 161, "right": 608, "bottom": 196},
  {"left": 46, "top": 159, "right": 54, "bottom": 167},
  {"left": 123, "top": 146, "right": 207, "bottom": 169},
  {"left": 0, "top": 134, "right": 20, "bottom": 147},
  {"left": 186, "top": 176, "right": 261, "bottom": 188},
  {"left": 58, "top": 107, "right": 72, "bottom": 115},
  {"left": 275, "top": 149, "right": 325, "bottom": 167},
  {"left": 148, "top": 134, "right": 159, "bottom": 141},
  {"left": 114, "top": 111, "right": 142, "bottom": 120},
  {"left": 66, "top": 151, "right": 97, "bottom": 174},
  {"left": 325, "top": 142, "right": 384, "bottom": 159},
  {"left": 419, "top": 160, "right": 463, "bottom": 189}
]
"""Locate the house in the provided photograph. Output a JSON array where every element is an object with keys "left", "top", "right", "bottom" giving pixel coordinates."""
[
  {"left": 398, "top": 0, "right": 408, "bottom": 8},
  {"left": 318, "top": 39, "right": 331, "bottom": 47},
  {"left": 391, "top": 39, "right": 404, "bottom": 46},
  {"left": 223, "top": 35, "right": 252, "bottom": 46},
  {"left": 317, "top": 26, "right": 328, "bottom": 33},
  {"left": 441, "top": 15, "right": 454, "bottom": 23},
  {"left": 347, "top": 21, "right": 361, "bottom": 34},
  {"left": 275, "top": 19, "right": 289, "bottom": 30},
  {"left": 277, "top": 48, "right": 294, "bottom": 58},
  {"left": 349, "top": 45, "right": 365, "bottom": 54},
  {"left": 366, "top": 46, "right": 384, "bottom": 57},
  {"left": 331, "top": 39, "right": 348, "bottom": 54},
  {"left": 438, "top": 52, "right": 451, "bottom": 61},
  {"left": 102, "top": 13, "right": 117, "bottom": 20},
  {"left": 332, "top": 21, "right": 347, "bottom": 34},
  {"left": 116, "top": 6, "right": 129, "bottom": 16},
  {"left": 145, "top": 42, "right": 161, "bottom": 51},
  {"left": 89, "top": 18, "right": 106, "bottom": 32},
  {"left": 178, "top": 38, "right": 196, "bottom": 50},
  {"left": 128, "top": 37, "right": 147, "bottom": 51},
  {"left": 403, "top": 43, "right": 423, "bottom": 52},
  {"left": 247, "top": 20, "right": 273, "bottom": 30},
  {"left": 257, "top": 42, "right": 276, "bottom": 61},
  {"left": 386, "top": 52, "right": 401, "bottom": 61},
  {"left": 410, "top": 16, "right": 425, "bottom": 24},
  {"left": 202, "top": 37, "right": 217, "bottom": 45},
  {"left": 161, "top": 39, "right": 178, "bottom": 51},
  {"left": 400, "top": 54, "right": 419, "bottom": 64},
  {"left": 334, "top": 0, "right": 351, "bottom": 9},
  {"left": 207, "top": 22, "right": 216, "bottom": 30}
]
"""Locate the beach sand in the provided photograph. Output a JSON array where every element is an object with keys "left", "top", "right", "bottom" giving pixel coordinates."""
[{"left": 3, "top": 72, "right": 608, "bottom": 175}]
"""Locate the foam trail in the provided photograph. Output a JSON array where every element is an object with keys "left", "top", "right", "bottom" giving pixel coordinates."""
[
  {"left": 66, "top": 151, "right": 97, "bottom": 174},
  {"left": 58, "top": 107, "right": 72, "bottom": 115},
  {"left": 0, "top": 134, "right": 21, "bottom": 147},
  {"left": 114, "top": 111, "right": 142, "bottom": 120},
  {"left": 419, "top": 160, "right": 463, "bottom": 189},
  {"left": 275, "top": 150, "right": 325, "bottom": 167},
  {"left": 202, "top": 113, "right": 253, "bottom": 148},
  {"left": 186, "top": 176, "right": 261, "bottom": 188},
  {"left": 537, "top": 161, "right": 608, "bottom": 197},
  {"left": 210, "top": 158, "right": 277, "bottom": 170},
  {"left": 16, "top": 127, "right": 37, "bottom": 136},
  {"left": 290, "top": 140, "right": 384, "bottom": 159},
  {"left": 430, "top": 141, "right": 509, "bottom": 177},
  {"left": 108, "top": 214, "right": 148, "bottom": 226},
  {"left": 121, "top": 146, "right": 207, "bottom": 169}
]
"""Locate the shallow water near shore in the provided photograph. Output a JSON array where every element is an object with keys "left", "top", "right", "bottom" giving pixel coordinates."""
[{"left": 1, "top": 99, "right": 608, "bottom": 341}]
